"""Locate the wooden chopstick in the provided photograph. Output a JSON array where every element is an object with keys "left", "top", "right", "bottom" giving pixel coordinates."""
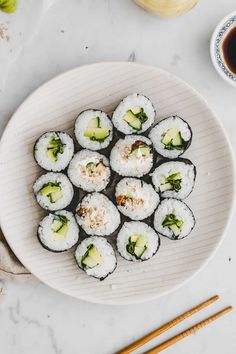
[
  {"left": 116, "top": 295, "right": 219, "bottom": 354},
  {"left": 144, "top": 306, "right": 233, "bottom": 354}
]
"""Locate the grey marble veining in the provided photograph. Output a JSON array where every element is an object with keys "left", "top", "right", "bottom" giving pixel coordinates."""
[{"left": 0, "top": 0, "right": 236, "bottom": 353}]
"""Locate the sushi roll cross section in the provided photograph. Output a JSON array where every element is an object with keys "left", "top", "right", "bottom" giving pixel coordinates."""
[
  {"left": 112, "top": 93, "right": 155, "bottom": 134},
  {"left": 34, "top": 131, "right": 74, "bottom": 172},
  {"left": 75, "top": 110, "right": 113, "bottom": 150},
  {"left": 67, "top": 150, "right": 110, "bottom": 192},
  {"left": 75, "top": 236, "right": 117, "bottom": 280},
  {"left": 32, "top": 94, "right": 196, "bottom": 279},
  {"left": 38, "top": 210, "right": 79, "bottom": 252},
  {"left": 149, "top": 116, "right": 192, "bottom": 158},
  {"left": 76, "top": 193, "right": 121, "bottom": 236},
  {"left": 117, "top": 221, "right": 160, "bottom": 261},
  {"left": 151, "top": 159, "right": 196, "bottom": 200},
  {"left": 33, "top": 172, "right": 74, "bottom": 211},
  {"left": 115, "top": 178, "right": 160, "bottom": 220},
  {"left": 110, "top": 135, "right": 153, "bottom": 177},
  {"left": 154, "top": 198, "right": 195, "bottom": 240}
]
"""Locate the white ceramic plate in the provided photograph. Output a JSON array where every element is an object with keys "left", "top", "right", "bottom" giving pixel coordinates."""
[{"left": 0, "top": 62, "right": 235, "bottom": 305}]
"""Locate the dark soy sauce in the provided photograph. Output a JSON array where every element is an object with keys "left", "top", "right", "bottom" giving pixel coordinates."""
[{"left": 222, "top": 26, "right": 236, "bottom": 74}]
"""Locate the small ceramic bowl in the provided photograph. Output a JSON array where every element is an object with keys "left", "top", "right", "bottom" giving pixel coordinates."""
[{"left": 210, "top": 11, "right": 236, "bottom": 87}]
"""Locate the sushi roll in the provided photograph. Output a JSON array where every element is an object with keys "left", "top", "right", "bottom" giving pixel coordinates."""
[
  {"left": 112, "top": 93, "right": 155, "bottom": 134},
  {"left": 149, "top": 116, "right": 192, "bottom": 158},
  {"left": 33, "top": 172, "right": 74, "bottom": 211},
  {"left": 117, "top": 221, "right": 160, "bottom": 261},
  {"left": 154, "top": 198, "right": 195, "bottom": 240},
  {"left": 115, "top": 178, "right": 160, "bottom": 220},
  {"left": 110, "top": 135, "right": 153, "bottom": 177},
  {"left": 34, "top": 131, "right": 74, "bottom": 172},
  {"left": 38, "top": 210, "right": 79, "bottom": 252},
  {"left": 75, "top": 110, "right": 113, "bottom": 150},
  {"left": 76, "top": 193, "right": 120, "bottom": 236},
  {"left": 67, "top": 149, "right": 110, "bottom": 192},
  {"left": 75, "top": 236, "right": 117, "bottom": 280},
  {"left": 151, "top": 159, "right": 196, "bottom": 200}
]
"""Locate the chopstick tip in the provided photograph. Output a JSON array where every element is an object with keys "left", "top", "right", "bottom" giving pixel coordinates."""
[{"left": 213, "top": 295, "right": 220, "bottom": 301}]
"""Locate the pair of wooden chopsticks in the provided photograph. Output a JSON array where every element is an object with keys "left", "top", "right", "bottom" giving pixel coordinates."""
[{"left": 116, "top": 295, "right": 232, "bottom": 354}]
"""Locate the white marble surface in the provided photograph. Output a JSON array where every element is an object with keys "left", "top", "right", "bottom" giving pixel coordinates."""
[{"left": 0, "top": 1, "right": 236, "bottom": 353}]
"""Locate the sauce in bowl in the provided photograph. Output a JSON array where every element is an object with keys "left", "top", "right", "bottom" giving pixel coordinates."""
[{"left": 222, "top": 26, "right": 236, "bottom": 74}]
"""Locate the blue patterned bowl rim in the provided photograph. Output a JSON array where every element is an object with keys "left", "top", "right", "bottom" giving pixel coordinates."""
[{"left": 210, "top": 12, "right": 236, "bottom": 86}]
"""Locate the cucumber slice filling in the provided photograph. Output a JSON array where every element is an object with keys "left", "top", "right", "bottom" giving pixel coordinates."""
[
  {"left": 124, "top": 107, "right": 148, "bottom": 131},
  {"left": 161, "top": 128, "right": 184, "bottom": 151},
  {"left": 162, "top": 214, "right": 184, "bottom": 238},
  {"left": 39, "top": 182, "right": 62, "bottom": 203},
  {"left": 47, "top": 136, "right": 64, "bottom": 161},
  {"left": 126, "top": 235, "right": 147, "bottom": 259},
  {"left": 160, "top": 172, "right": 182, "bottom": 192},
  {"left": 87, "top": 117, "right": 100, "bottom": 128},
  {"left": 51, "top": 215, "right": 69, "bottom": 236},
  {"left": 84, "top": 117, "right": 110, "bottom": 142},
  {"left": 86, "top": 162, "right": 95, "bottom": 170},
  {"left": 81, "top": 244, "right": 103, "bottom": 269}
]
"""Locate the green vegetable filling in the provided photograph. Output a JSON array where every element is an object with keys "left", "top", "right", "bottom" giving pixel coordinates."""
[
  {"left": 162, "top": 214, "right": 184, "bottom": 238},
  {"left": 86, "top": 162, "right": 94, "bottom": 170},
  {"left": 39, "top": 182, "right": 62, "bottom": 203},
  {"left": 124, "top": 107, "right": 148, "bottom": 131},
  {"left": 126, "top": 235, "right": 147, "bottom": 259},
  {"left": 0, "top": 0, "right": 17, "bottom": 13},
  {"left": 51, "top": 215, "right": 69, "bottom": 237},
  {"left": 47, "top": 136, "right": 64, "bottom": 161},
  {"left": 81, "top": 244, "right": 102, "bottom": 269},
  {"left": 161, "top": 128, "right": 184, "bottom": 151},
  {"left": 160, "top": 172, "right": 182, "bottom": 192},
  {"left": 84, "top": 117, "right": 110, "bottom": 142}
]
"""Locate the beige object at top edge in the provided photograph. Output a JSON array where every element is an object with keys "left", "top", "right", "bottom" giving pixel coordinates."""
[
  {"left": 134, "top": 0, "right": 198, "bottom": 17},
  {"left": 0, "top": 62, "right": 235, "bottom": 305}
]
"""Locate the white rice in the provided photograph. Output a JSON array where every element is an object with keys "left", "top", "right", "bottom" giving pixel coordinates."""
[
  {"left": 75, "top": 110, "right": 113, "bottom": 150},
  {"left": 38, "top": 210, "right": 79, "bottom": 252},
  {"left": 154, "top": 198, "right": 195, "bottom": 239},
  {"left": 112, "top": 93, "right": 155, "bottom": 134},
  {"left": 151, "top": 160, "right": 196, "bottom": 200},
  {"left": 117, "top": 221, "right": 160, "bottom": 261},
  {"left": 76, "top": 193, "right": 120, "bottom": 236},
  {"left": 75, "top": 236, "right": 116, "bottom": 279},
  {"left": 33, "top": 172, "right": 74, "bottom": 211},
  {"left": 67, "top": 149, "right": 110, "bottom": 192},
  {"left": 115, "top": 178, "right": 160, "bottom": 220},
  {"left": 110, "top": 135, "right": 153, "bottom": 177},
  {"left": 34, "top": 131, "right": 74, "bottom": 172},
  {"left": 149, "top": 116, "right": 192, "bottom": 158}
]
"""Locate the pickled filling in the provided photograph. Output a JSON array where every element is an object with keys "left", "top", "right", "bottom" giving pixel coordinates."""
[
  {"left": 116, "top": 194, "right": 144, "bottom": 207},
  {"left": 129, "top": 140, "right": 152, "bottom": 158},
  {"left": 85, "top": 160, "right": 106, "bottom": 176}
]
